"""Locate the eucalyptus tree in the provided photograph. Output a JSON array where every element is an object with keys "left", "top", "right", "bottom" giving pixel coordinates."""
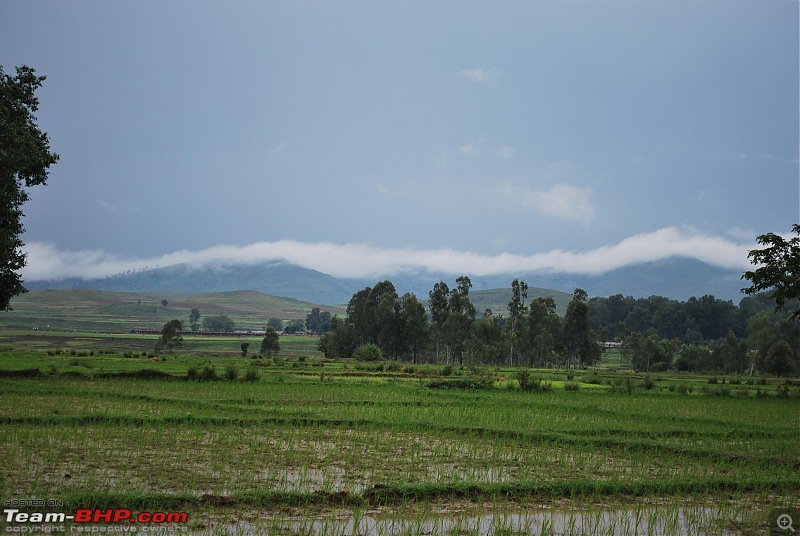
[{"left": 507, "top": 279, "right": 528, "bottom": 366}]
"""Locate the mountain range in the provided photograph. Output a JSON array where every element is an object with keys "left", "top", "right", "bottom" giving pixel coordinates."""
[{"left": 25, "top": 256, "right": 748, "bottom": 306}]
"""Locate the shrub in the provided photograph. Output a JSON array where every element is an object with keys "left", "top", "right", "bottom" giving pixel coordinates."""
[
  {"left": 224, "top": 364, "right": 238, "bottom": 381},
  {"left": 581, "top": 375, "right": 604, "bottom": 385},
  {"left": 610, "top": 377, "right": 634, "bottom": 394},
  {"left": 187, "top": 366, "right": 198, "bottom": 380},
  {"left": 353, "top": 343, "right": 383, "bottom": 362},
  {"left": 198, "top": 365, "right": 219, "bottom": 381},
  {"left": 516, "top": 369, "right": 552, "bottom": 392},
  {"left": 564, "top": 381, "right": 580, "bottom": 392},
  {"left": 243, "top": 367, "right": 260, "bottom": 382},
  {"left": 441, "top": 364, "right": 454, "bottom": 377},
  {"left": 643, "top": 374, "right": 656, "bottom": 390},
  {"left": 427, "top": 378, "right": 493, "bottom": 390}
]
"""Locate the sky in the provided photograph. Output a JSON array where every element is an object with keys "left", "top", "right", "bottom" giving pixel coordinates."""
[{"left": 2, "top": 0, "right": 798, "bottom": 281}]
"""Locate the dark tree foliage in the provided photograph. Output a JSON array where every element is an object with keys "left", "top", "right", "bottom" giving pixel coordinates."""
[
  {"left": 742, "top": 224, "right": 800, "bottom": 319},
  {"left": 155, "top": 319, "right": 183, "bottom": 353},
  {"left": 260, "top": 327, "right": 280, "bottom": 357},
  {"left": 202, "top": 314, "right": 235, "bottom": 332},
  {"left": 1, "top": 65, "right": 60, "bottom": 310},
  {"left": 305, "top": 307, "right": 332, "bottom": 334}
]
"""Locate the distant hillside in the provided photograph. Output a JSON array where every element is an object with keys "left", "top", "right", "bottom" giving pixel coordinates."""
[
  {"left": 470, "top": 287, "right": 573, "bottom": 316},
  {"left": 2, "top": 289, "right": 344, "bottom": 333},
  {"left": 24, "top": 255, "right": 747, "bottom": 306},
  {"left": 26, "top": 261, "right": 358, "bottom": 305}
]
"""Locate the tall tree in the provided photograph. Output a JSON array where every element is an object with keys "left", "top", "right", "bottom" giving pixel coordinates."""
[
  {"left": 527, "top": 297, "right": 561, "bottom": 367},
  {"left": 1, "top": 65, "right": 60, "bottom": 310},
  {"left": 189, "top": 308, "right": 201, "bottom": 332},
  {"left": 563, "top": 288, "right": 601, "bottom": 368},
  {"left": 507, "top": 279, "right": 528, "bottom": 366},
  {"left": 742, "top": 224, "right": 800, "bottom": 319},
  {"left": 399, "top": 292, "right": 429, "bottom": 364},
  {"left": 445, "top": 276, "right": 476, "bottom": 366},
  {"left": 428, "top": 281, "right": 450, "bottom": 362}
]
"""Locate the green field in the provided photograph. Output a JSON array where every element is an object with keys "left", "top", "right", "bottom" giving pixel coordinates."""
[{"left": 0, "top": 340, "right": 798, "bottom": 535}]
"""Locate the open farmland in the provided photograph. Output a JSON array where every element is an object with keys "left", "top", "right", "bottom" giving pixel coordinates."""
[{"left": 0, "top": 342, "right": 798, "bottom": 535}]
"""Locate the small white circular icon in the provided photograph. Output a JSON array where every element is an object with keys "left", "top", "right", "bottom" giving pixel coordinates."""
[{"left": 778, "top": 513, "right": 796, "bottom": 532}]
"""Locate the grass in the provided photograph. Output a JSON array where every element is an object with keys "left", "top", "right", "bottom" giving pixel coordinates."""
[
  {"left": 1, "top": 288, "right": 345, "bottom": 332},
  {"left": 0, "top": 342, "right": 798, "bottom": 534},
  {"left": 1, "top": 300, "right": 799, "bottom": 536}
]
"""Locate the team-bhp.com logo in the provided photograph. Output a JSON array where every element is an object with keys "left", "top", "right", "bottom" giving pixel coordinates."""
[{"left": 4, "top": 508, "right": 188, "bottom": 532}]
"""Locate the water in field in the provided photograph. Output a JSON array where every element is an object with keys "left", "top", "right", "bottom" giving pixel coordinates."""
[{"left": 222, "top": 505, "right": 743, "bottom": 535}]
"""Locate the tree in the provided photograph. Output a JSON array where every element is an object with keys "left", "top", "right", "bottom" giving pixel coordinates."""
[
  {"left": 764, "top": 340, "right": 797, "bottom": 376},
  {"left": 155, "top": 319, "right": 183, "bottom": 353},
  {"left": 507, "top": 279, "right": 528, "bottom": 366},
  {"left": 189, "top": 308, "right": 201, "bottom": 331},
  {"left": 563, "top": 289, "right": 601, "bottom": 368},
  {"left": 266, "top": 317, "right": 283, "bottom": 331},
  {"left": 202, "top": 315, "right": 235, "bottom": 332},
  {"left": 305, "top": 307, "right": 332, "bottom": 334},
  {"left": 283, "top": 319, "right": 306, "bottom": 334},
  {"left": 527, "top": 297, "right": 561, "bottom": 367},
  {"left": 260, "top": 327, "right": 280, "bottom": 358},
  {"left": 240, "top": 342, "right": 249, "bottom": 357},
  {"left": 1, "top": 65, "right": 60, "bottom": 310},
  {"left": 444, "top": 276, "right": 476, "bottom": 366},
  {"left": 161, "top": 299, "right": 169, "bottom": 308},
  {"left": 428, "top": 281, "right": 450, "bottom": 362},
  {"left": 399, "top": 292, "right": 429, "bottom": 364},
  {"left": 742, "top": 224, "right": 800, "bottom": 319}
]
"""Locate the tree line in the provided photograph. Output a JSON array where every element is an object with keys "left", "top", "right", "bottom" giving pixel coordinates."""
[
  {"left": 317, "top": 276, "right": 799, "bottom": 376},
  {"left": 318, "top": 277, "right": 602, "bottom": 369}
]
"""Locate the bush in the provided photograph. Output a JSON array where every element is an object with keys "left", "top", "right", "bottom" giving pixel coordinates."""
[
  {"left": 564, "top": 381, "right": 580, "bottom": 392},
  {"left": 187, "top": 366, "right": 198, "bottom": 380},
  {"left": 198, "top": 365, "right": 219, "bottom": 381},
  {"left": 427, "top": 378, "right": 493, "bottom": 390},
  {"left": 649, "top": 362, "right": 668, "bottom": 373},
  {"left": 643, "top": 374, "right": 656, "bottom": 390},
  {"left": 516, "top": 369, "right": 552, "bottom": 392},
  {"left": 243, "top": 367, "right": 260, "bottom": 382},
  {"left": 581, "top": 375, "right": 604, "bottom": 385},
  {"left": 353, "top": 343, "right": 383, "bottom": 362},
  {"left": 610, "top": 377, "right": 634, "bottom": 394},
  {"left": 224, "top": 364, "right": 238, "bottom": 381}
]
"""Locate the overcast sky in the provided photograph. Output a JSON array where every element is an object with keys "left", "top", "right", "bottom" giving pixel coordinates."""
[{"left": 2, "top": 0, "right": 798, "bottom": 281}]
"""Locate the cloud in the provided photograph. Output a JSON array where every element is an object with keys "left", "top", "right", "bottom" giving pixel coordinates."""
[
  {"left": 458, "top": 140, "right": 514, "bottom": 159},
  {"left": 493, "top": 146, "right": 515, "bottom": 159},
  {"left": 266, "top": 140, "right": 287, "bottom": 158},
  {"left": 500, "top": 183, "right": 595, "bottom": 225},
  {"left": 458, "top": 68, "right": 504, "bottom": 88},
  {"left": 96, "top": 199, "right": 116, "bottom": 212},
  {"left": 22, "top": 228, "right": 754, "bottom": 281},
  {"left": 459, "top": 144, "right": 482, "bottom": 157}
]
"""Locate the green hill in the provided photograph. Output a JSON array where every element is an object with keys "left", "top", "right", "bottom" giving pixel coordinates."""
[
  {"left": 1, "top": 289, "right": 345, "bottom": 333},
  {"left": 471, "top": 287, "right": 572, "bottom": 316}
]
